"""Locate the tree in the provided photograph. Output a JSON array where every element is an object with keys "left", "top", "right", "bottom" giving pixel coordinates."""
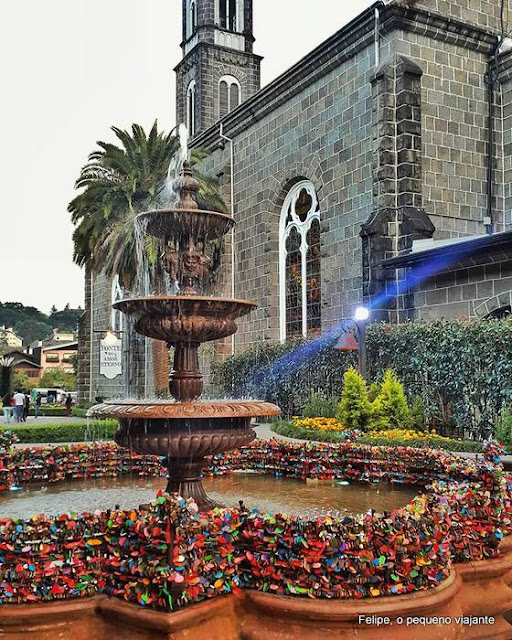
[
  {"left": 10, "top": 371, "right": 37, "bottom": 393},
  {"left": 371, "top": 369, "right": 411, "bottom": 431},
  {"left": 14, "top": 320, "right": 53, "bottom": 345},
  {"left": 337, "top": 367, "right": 372, "bottom": 430},
  {"left": 69, "top": 121, "right": 225, "bottom": 288},
  {"left": 39, "top": 368, "right": 76, "bottom": 391}
]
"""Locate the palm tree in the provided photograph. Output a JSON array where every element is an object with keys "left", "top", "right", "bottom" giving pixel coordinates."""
[{"left": 69, "top": 121, "right": 225, "bottom": 288}]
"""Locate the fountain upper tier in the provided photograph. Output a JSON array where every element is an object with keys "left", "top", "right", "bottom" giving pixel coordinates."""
[
  {"left": 137, "top": 209, "right": 234, "bottom": 243},
  {"left": 138, "top": 160, "right": 234, "bottom": 242},
  {"left": 114, "top": 296, "right": 257, "bottom": 344}
]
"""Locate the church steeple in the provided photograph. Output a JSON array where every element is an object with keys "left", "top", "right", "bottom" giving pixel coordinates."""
[{"left": 175, "top": 0, "right": 262, "bottom": 136}]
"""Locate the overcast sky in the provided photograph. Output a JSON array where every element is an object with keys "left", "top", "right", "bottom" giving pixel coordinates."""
[{"left": 0, "top": 0, "right": 372, "bottom": 314}]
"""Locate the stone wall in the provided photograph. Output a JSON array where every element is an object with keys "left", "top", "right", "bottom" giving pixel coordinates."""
[
  {"left": 77, "top": 271, "right": 155, "bottom": 405},
  {"left": 412, "top": 0, "right": 502, "bottom": 32},
  {"left": 411, "top": 250, "right": 512, "bottom": 319}
]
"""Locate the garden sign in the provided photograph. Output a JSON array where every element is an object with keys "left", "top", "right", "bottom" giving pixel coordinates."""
[{"left": 100, "top": 332, "right": 122, "bottom": 379}]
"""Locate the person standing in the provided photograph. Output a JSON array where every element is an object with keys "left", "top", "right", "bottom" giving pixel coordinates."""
[
  {"left": 34, "top": 393, "right": 42, "bottom": 418},
  {"left": 22, "top": 394, "right": 30, "bottom": 422},
  {"left": 2, "top": 393, "right": 12, "bottom": 425},
  {"left": 12, "top": 390, "right": 25, "bottom": 423},
  {"left": 65, "top": 393, "right": 73, "bottom": 417}
]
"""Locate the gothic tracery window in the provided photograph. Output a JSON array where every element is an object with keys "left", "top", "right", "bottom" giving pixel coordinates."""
[{"left": 279, "top": 181, "right": 321, "bottom": 341}]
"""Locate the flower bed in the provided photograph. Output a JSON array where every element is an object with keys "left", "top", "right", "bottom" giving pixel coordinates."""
[
  {"left": 273, "top": 419, "right": 484, "bottom": 452},
  {"left": 0, "top": 440, "right": 509, "bottom": 613}
]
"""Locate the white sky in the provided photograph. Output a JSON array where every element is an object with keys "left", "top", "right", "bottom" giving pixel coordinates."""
[{"left": 0, "top": 0, "right": 372, "bottom": 314}]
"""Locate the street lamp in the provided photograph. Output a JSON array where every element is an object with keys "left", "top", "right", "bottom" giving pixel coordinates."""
[{"left": 334, "top": 306, "right": 370, "bottom": 379}]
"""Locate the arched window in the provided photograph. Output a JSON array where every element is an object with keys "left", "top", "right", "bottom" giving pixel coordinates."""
[
  {"left": 190, "top": 1, "right": 197, "bottom": 34},
  {"left": 186, "top": 80, "right": 196, "bottom": 136},
  {"left": 279, "top": 181, "right": 321, "bottom": 341},
  {"left": 186, "top": 0, "right": 197, "bottom": 38},
  {"left": 218, "top": 75, "right": 241, "bottom": 118},
  {"left": 111, "top": 275, "right": 124, "bottom": 333},
  {"left": 218, "top": 0, "right": 238, "bottom": 30}
]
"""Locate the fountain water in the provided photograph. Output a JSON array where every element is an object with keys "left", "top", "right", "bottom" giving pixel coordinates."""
[{"left": 88, "top": 153, "right": 280, "bottom": 510}]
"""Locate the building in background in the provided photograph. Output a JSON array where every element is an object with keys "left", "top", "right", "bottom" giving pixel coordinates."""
[
  {"left": 79, "top": 0, "right": 512, "bottom": 402},
  {"left": 0, "top": 327, "right": 23, "bottom": 349}
]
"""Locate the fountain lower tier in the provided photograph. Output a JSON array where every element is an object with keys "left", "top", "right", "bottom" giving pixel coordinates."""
[{"left": 88, "top": 401, "right": 281, "bottom": 510}]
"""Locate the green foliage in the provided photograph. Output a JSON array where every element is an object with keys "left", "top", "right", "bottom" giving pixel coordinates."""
[
  {"left": 368, "top": 381, "right": 381, "bottom": 403},
  {"left": 495, "top": 407, "right": 512, "bottom": 449},
  {"left": 337, "top": 367, "right": 372, "bottom": 430},
  {"left": 367, "top": 319, "right": 512, "bottom": 437},
  {"left": 10, "top": 372, "right": 36, "bottom": 393},
  {"left": 370, "top": 369, "right": 411, "bottom": 431},
  {"left": 303, "top": 392, "right": 339, "bottom": 418},
  {"left": 0, "top": 301, "right": 81, "bottom": 345},
  {"left": 29, "top": 404, "right": 66, "bottom": 416},
  {"left": 213, "top": 337, "right": 357, "bottom": 417},
  {"left": 49, "top": 307, "right": 82, "bottom": 332},
  {"left": 214, "top": 319, "right": 512, "bottom": 438},
  {"left": 410, "top": 396, "right": 425, "bottom": 432},
  {"left": 39, "top": 368, "right": 76, "bottom": 391},
  {"left": 0, "top": 421, "right": 117, "bottom": 443},
  {"left": 271, "top": 422, "right": 483, "bottom": 452},
  {"left": 69, "top": 121, "right": 225, "bottom": 287}
]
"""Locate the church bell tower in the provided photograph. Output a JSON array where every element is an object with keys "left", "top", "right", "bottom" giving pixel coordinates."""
[{"left": 175, "top": 0, "right": 262, "bottom": 136}]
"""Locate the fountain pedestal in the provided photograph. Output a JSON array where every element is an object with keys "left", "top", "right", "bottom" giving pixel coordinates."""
[{"left": 87, "top": 161, "right": 280, "bottom": 509}]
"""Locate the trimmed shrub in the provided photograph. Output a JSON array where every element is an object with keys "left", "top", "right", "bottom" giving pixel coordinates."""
[
  {"left": 0, "top": 421, "right": 118, "bottom": 443},
  {"left": 337, "top": 367, "right": 372, "bottom": 430},
  {"left": 371, "top": 369, "right": 411, "bottom": 431}
]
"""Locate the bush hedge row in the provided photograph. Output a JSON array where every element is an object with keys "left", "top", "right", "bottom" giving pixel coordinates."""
[
  {"left": 213, "top": 319, "right": 512, "bottom": 438},
  {"left": 0, "top": 421, "right": 118, "bottom": 443},
  {"left": 271, "top": 421, "right": 483, "bottom": 453}
]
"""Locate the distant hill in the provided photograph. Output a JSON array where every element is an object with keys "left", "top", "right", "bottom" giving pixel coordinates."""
[{"left": 0, "top": 302, "right": 83, "bottom": 346}]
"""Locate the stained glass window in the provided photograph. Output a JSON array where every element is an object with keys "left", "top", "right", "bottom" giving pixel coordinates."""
[{"left": 279, "top": 181, "right": 321, "bottom": 340}]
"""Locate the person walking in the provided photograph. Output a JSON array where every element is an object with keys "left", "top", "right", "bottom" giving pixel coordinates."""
[
  {"left": 22, "top": 394, "right": 30, "bottom": 422},
  {"left": 34, "top": 393, "right": 42, "bottom": 418},
  {"left": 2, "top": 393, "right": 12, "bottom": 425},
  {"left": 12, "top": 390, "right": 25, "bottom": 423},
  {"left": 65, "top": 393, "right": 73, "bottom": 417}
]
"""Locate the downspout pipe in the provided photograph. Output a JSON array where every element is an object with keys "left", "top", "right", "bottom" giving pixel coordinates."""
[
  {"left": 374, "top": 7, "right": 380, "bottom": 69},
  {"left": 485, "top": 57, "right": 496, "bottom": 235},
  {"left": 219, "top": 122, "right": 236, "bottom": 356}
]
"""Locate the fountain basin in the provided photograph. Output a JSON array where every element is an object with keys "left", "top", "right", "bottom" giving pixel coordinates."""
[
  {"left": 87, "top": 401, "right": 280, "bottom": 510},
  {"left": 136, "top": 209, "right": 234, "bottom": 242},
  {"left": 113, "top": 296, "right": 257, "bottom": 343}
]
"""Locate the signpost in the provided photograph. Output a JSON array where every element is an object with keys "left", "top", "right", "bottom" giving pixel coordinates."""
[{"left": 100, "top": 331, "right": 122, "bottom": 379}]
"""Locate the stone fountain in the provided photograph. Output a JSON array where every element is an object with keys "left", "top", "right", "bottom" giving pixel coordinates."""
[{"left": 88, "top": 159, "right": 280, "bottom": 510}]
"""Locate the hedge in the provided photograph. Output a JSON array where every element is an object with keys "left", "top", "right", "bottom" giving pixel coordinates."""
[
  {"left": 0, "top": 421, "right": 118, "bottom": 443},
  {"left": 213, "top": 319, "right": 512, "bottom": 438},
  {"left": 27, "top": 406, "right": 89, "bottom": 417},
  {"left": 271, "top": 421, "right": 483, "bottom": 453}
]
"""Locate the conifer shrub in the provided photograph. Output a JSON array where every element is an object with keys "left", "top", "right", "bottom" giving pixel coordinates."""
[
  {"left": 337, "top": 367, "right": 372, "bottom": 430},
  {"left": 370, "top": 369, "right": 411, "bottom": 431}
]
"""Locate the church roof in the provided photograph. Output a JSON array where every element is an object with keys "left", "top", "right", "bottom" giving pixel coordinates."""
[
  {"left": 193, "top": 1, "right": 497, "bottom": 151},
  {"left": 381, "top": 230, "right": 512, "bottom": 271}
]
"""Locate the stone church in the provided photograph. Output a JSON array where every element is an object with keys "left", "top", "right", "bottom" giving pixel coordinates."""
[{"left": 78, "top": 0, "right": 512, "bottom": 403}]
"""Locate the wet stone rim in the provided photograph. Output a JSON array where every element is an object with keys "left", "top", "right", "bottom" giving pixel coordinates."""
[{"left": 87, "top": 400, "right": 282, "bottom": 420}]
